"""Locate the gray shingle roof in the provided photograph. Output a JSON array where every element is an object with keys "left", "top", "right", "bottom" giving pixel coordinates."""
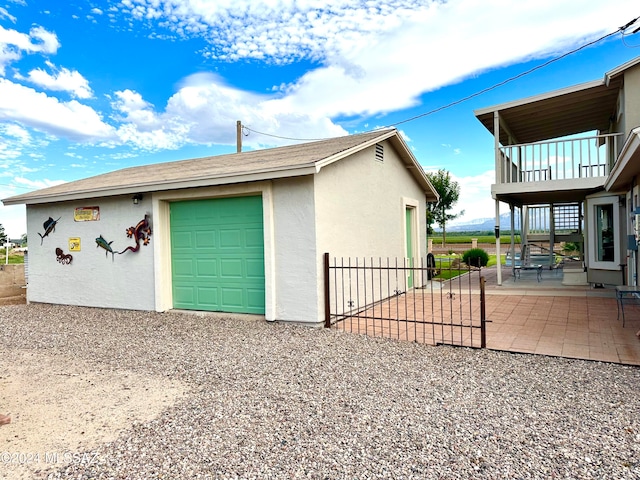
[{"left": 3, "top": 128, "right": 436, "bottom": 205}]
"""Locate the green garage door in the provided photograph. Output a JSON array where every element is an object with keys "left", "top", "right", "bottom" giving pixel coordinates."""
[{"left": 170, "top": 196, "right": 265, "bottom": 314}]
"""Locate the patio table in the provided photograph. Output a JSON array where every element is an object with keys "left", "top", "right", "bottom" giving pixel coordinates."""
[
  {"left": 513, "top": 264, "right": 542, "bottom": 282},
  {"left": 615, "top": 285, "right": 640, "bottom": 327}
]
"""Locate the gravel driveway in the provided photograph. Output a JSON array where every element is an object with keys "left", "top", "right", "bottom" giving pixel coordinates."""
[{"left": 1, "top": 304, "right": 639, "bottom": 479}]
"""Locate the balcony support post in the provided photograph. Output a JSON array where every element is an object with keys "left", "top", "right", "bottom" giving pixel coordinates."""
[
  {"left": 494, "top": 111, "right": 502, "bottom": 183},
  {"left": 510, "top": 204, "right": 516, "bottom": 274},
  {"left": 496, "top": 199, "right": 502, "bottom": 286}
]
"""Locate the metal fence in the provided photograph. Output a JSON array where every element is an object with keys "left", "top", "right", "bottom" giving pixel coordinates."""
[{"left": 323, "top": 253, "right": 486, "bottom": 348}]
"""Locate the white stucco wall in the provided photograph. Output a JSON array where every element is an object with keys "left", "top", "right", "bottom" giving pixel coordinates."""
[
  {"left": 314, "top": 140, "right": 426, "bottom": 259},
  {"left": 26, "top": 196, "right": 156, "bottom": 310},
  {"left": 313, "top": 140, "right": 427, "bottom": 320},
  {"left": 623, "top": 65, "right": 640, "bottom": 139},
  {"left": 271, "top": 176, "right": 320, "bottom": 324}
]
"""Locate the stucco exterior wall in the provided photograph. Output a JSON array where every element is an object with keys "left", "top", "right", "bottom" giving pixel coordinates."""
[
  {"left": 313, "top": 140, "right": 427, "bottom": 319},
  {"left": 623, "top": 65, "right": 640, "bottom": 139},
  {"left": 271, "top": 176, "right": 320, "bottom": 324},
  {"left": 26, "top": 196, "right": 156, "bottom": 310},
  {"left": 314, "top": 140, "right": 426, "bottom": 259}
]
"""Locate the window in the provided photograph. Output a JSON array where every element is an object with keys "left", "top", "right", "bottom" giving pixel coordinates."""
[
  {"left": 586, "top": 195, "right": 621, "bottom": 270},
  {"left": 595, "top": 204, "right": 614, "bottom": 262}
]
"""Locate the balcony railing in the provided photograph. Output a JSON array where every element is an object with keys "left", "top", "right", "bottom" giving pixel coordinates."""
[{"left": 497, "top": 133, "right": 623, "bottom": 184}]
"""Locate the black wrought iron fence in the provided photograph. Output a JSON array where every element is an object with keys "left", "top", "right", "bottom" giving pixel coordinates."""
[{"left": 323, "top": 253, "right": 486, "bottom": 348}]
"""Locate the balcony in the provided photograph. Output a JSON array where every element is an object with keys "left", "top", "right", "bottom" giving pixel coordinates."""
[{"left": 493, "top": 133, "right": 624, "bottom": 205}]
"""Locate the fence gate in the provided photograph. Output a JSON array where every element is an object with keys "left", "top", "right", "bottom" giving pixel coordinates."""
[{"left": 323, "top": 253, "right": 486, "bottom": 348}]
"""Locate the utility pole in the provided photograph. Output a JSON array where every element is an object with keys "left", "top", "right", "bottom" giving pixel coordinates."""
[{"left": 236, "top": 120, "right": 242, "bottom": 153}]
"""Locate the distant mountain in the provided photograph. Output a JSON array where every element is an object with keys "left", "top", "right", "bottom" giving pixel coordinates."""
[{"left": 435, "top": 213, "right": 521, "bottom": 233}]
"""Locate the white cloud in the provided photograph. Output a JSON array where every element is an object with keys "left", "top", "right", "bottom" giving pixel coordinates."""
[
  {"left": 14, "top": 176, "right": 66, "bottom": 190},
  {"left": 0, "top": 123, "right": 49, "bottom": 169},
  {"left": 445, "top": 169, "right": 498, "bottom": 225},
  {"left": 0, "top": 176, "right": 66, "bottom": 238},
  {"left": 105, "top": 73, "right": 347, "bottom": 151},
  {"left": 0, "top": 79, "right": 115, "bottom": 142},
  {"left": 0, "top": 202, "right": 26, "bottom": 239},
  {"left": 113, "top": 0, "right": 637, "bottom": 122},
  {"left": 21, "top": 61, "right": 93, "bottom": 99},
  {"left": 0, "top": 7, "right": 16, "bottom": 23},
  {"left": 0, "top": 24, "right": 59, "bottom": 75},
  {"left": 1, "top": 0, "right": 637, "bottom": 160}
]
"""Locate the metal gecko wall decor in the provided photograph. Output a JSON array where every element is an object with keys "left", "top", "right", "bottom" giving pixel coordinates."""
[
  {"left": 55, "top": 247, "right": 73, "bottom": 264},
  {"left": 38, "top": 217, "right": 61, "bottom": 245},
  {"left": 94, "top": 215, "right": 152, "bottom": 261},
  {"left": 119, "top": 215, "right": 152, "bottom": 254}
]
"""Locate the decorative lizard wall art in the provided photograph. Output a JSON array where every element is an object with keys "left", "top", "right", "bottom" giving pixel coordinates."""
[{"left": 119, "top": 215, "right": 152, "bottom": 254}]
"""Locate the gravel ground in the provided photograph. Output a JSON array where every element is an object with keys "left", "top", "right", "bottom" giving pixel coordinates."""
[{"left": 1, "top": 304, "right": 640, "bottom": 480}]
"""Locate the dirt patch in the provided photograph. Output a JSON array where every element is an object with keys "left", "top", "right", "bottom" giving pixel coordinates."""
[{"left": 0, "top": 349, "right": 186, "bottom": 479}]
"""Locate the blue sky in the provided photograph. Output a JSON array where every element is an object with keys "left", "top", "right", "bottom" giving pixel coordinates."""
[{"left": 1, "top": 0, "right": 639, "bottom": 239}]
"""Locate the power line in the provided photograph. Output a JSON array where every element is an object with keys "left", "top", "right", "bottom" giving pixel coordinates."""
[
  {"left": 241, "top": 15, "right": 640, "bottom": 140},
  {"left": 391, "top": 16, "right": 639, "bottom": 127},
  {"left": 242, "top": 125, "right": 328, "bottom": 142}
]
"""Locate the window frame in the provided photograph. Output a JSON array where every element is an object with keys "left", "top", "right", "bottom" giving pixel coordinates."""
[{"left": 587, "top": 195, "right": 621, "bottom": 270}]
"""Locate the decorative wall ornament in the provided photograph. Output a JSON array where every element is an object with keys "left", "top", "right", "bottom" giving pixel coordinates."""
[
  {"left": 119, "top": 215, "right": 152, "bottom": 254},
  {"left": 55, "top": 247, "right": 73, "bottom": 265},
  {"left": 38, "top": 217, "right": 61, "bottom": 245},
  {"left": 95, "top": 235, "right": 116, "bottom": 261},
  {"left": 68, "top": 237, "right": 81, "bottom": 251},
  {"left": 74, "top": 207, "right": 100, "bottom": 222}
]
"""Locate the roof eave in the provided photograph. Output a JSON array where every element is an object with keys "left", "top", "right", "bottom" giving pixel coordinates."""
[
  {"left": 2, "top": 165, "right": 318, "bottom": 206},
  {"left": 474, "top": 79, "right": 604, "bottom": 120}
]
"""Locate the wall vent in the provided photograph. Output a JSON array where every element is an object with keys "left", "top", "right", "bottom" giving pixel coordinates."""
[{"left": 375, "top": 143, "right": 384, "bottom": 162}]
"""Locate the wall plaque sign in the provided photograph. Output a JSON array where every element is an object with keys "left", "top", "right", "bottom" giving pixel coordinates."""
[
  {"left": 74, "top": 207, "right": 100, "bottom": 222},
  {"left": 69, "top": 237, "right": 81, "bottom": 251}
]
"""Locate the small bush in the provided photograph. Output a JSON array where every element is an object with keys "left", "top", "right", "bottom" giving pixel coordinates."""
[{"left": 462, "top": 248, "right": 489, "bottom": 267}]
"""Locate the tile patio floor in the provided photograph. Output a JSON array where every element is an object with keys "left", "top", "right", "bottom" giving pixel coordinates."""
[{"left": 481, "top": 266, "right": 640, "bottom": 365}]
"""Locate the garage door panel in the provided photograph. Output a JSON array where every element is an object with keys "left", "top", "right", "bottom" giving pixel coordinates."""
[
  {"left": 246, "top": 259, "right": 265, "bottom": 278},
  {"left": 197, "top": 287, "right": 219, "bottom": 307},
  {"left": 195, "top": 230, "right": 217, "bottom": 248},
  {"left": 221, "top": 287, "right": 243, "bottom": 309},
  {"left": 220, "top": 229, "right": 242, "bottom": 248},
  {"left": 245, "top": 228, "right": 264, "bottom": 248},
  {"left": 172, "top": 231, "right": 194, "bottom": 249},
  {"left": 220, "top": 258, "right": 243, "bottom": 278},
  {"left": 171, "top": 196, "right": 265, "bottom": 313},
  {"left": 196, "top": 259, "right": 218, "bottom": 277},
  {"left": 173, "top": 286, "right": 195, "bottom": 306},
  {"left": 173, "top": 258, "right": 195, "bottom": 276},
  {"left": 247, "top": 289, "right": 266, "bottom": 310}
]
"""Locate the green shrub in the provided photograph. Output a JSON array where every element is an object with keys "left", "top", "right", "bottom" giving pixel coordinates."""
[{"left": 462, "top": 248, "right": 489, "bottom": 267}]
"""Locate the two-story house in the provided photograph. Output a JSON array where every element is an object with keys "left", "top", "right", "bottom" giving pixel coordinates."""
[{"left": 475, "top": 56, "right": 640, "bottom": 287}]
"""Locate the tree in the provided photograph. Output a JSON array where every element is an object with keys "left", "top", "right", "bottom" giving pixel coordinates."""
[{"left": 426, "top": 169, "right": 464, "bottom": 245}]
